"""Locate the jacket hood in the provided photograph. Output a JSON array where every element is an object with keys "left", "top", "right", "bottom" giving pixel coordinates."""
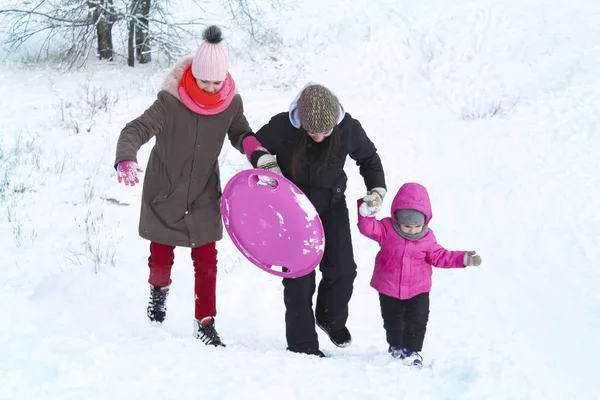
[
  {"left": 161, "top": 56, "right": 193, "bottom": 101},
  {"left": 390, "top": 182, "right": 433, "bottom": 225},
  {"left": 288, "top": 81, "right": 345, "bottom": 129}
]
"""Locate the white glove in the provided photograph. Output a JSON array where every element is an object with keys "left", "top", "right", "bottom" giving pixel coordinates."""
[
  {"left": 359, "top": 201, "right": 380, "bottom": 217},
  {"left": 256, "top": 154, "right": 282, "bottom": 186},
  {"left": 463, "top": 250, "right": 482, "bottom": 267}
]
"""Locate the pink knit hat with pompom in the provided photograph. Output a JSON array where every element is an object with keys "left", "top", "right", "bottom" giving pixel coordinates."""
[{"left": 191, "top": 25, "right": 229, "bottom": 81}]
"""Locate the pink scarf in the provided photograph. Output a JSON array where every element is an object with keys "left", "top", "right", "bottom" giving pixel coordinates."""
[{"left": 178, "top": 66, "right": 236, "bottom": 115}]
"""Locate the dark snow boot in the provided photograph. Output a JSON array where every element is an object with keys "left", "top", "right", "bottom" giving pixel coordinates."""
[
  {"left": 147, "top": 285, "right": 169, "bottom": 327},
  {"left": 286, "top": 348, "right": 326, "bottom": 358},
  {"left": 193, "top": 317, "right": 226, "bottom": 347},
  {"left": 316, "top": 320, "right": 352, "bottom": 348}
]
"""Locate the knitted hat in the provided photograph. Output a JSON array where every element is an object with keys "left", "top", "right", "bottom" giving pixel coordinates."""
[
  {"left": 395, "top": 209, "right": 426, "bottom": 226},
  {"left": 191, "top": 25, "right": 229, "bottom": 81},
  {"left": 297, "top": 85, "right": 340, "bottom": 133}
]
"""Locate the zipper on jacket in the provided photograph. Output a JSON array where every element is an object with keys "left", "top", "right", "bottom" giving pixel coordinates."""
[{"left": 398, "top": 240, "right": 408, "bottom": 298}]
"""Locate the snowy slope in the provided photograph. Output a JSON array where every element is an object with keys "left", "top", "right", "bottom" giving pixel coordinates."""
[{"left": 1, "top": 0, "right": 599, "bottom": 399}]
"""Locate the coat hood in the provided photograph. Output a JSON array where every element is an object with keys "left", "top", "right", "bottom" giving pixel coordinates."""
[
  {"left": 161, "top": 56, "right": 193, "bottom": 101},
  {"left": 390, "top": 182, "right": 433, "bottom": 225}
]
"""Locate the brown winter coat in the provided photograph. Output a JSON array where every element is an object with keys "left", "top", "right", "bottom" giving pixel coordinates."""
[{"left": 114, "top": 57, "right": 252, "bottom": 248}]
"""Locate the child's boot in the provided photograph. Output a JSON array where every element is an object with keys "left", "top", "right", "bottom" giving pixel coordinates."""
[
  {"left": 388, "top": 345, "right": 404, "bottom": 359},
  {"left": 401, "top": 348, "right": 423, "bottom": 368},
  {"left": 388, "top": 346, "right": 423, "bottom": 368}
]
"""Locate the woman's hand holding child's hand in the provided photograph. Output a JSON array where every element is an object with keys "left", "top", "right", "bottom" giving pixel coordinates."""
[{"left": 360, "top": 187, "right": 386, "bottom": 217}]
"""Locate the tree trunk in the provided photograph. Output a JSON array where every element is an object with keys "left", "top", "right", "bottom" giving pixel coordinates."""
[
  {"left": 135, "top": 0, "right": 152, "bottom": 64},
  {"left": 127, "top": 18, "right": 135, "bottom": 67},
  {"left": 90, "top": 0, "right": 115, "bottom": 61},
  {"left": 96, "top": 20, "right": 114, "bottom": 60}
]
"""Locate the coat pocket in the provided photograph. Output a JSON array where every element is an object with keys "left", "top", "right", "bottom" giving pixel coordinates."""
[
  {"left": 143, "top": 156, "right": 173, "bottom": 203},
  {"left": 151, "top": 188, "right": 174, "bottom": 204},
  {"left": 149, "top": 185, "right": 187, "bottom": 226}
]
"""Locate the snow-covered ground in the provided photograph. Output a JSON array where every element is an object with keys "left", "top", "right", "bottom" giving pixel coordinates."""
[{"left": 2, "top": 0, "right": 599, "bottom": 398}]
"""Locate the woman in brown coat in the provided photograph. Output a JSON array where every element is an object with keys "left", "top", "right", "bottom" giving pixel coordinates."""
[{"left": 114, "top": 25, "right": 258, "bottom": 347}]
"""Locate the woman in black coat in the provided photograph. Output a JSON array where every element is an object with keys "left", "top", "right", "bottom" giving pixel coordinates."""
[{"left": 244, "top": 83, "right": 387, "bottom": 357}]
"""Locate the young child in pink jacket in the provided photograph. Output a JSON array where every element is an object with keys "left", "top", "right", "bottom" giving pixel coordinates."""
[{"left": 357, "top": 182, "right": 482, "bottom": 368}]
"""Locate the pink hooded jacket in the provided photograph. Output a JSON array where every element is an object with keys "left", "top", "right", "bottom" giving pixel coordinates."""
[{"left": 357, "top": 182, "right": 466, "bottom": 300}]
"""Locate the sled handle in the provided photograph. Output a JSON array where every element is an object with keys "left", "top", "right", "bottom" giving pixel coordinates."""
[{"left": 247, "top": 172, "right": 280, "bottom": 189}]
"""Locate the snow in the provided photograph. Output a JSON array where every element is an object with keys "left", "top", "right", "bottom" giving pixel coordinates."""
[
  {"left": 2, "top": 0, "right": 600, "bottom": 399},
  {"left": 291, "top": 185, "right": 319, "bottom": 224},
  {"left": 275, "top": 211, "right": 284, "bottom": 227},
  {"left": 222, "top": 198, "right": 230, "bottom": 227}
]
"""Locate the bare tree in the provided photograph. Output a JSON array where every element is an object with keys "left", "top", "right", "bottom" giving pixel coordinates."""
[
  {"left": 0, "top": 0, "right": 282, "bottom": 68},
  {"left": 128, "top": 0, "right": 150, "bottom": 66},
  {"left": 126, "top": 0, "right": 199, "bottom": 66},
  {"left": 223, "top": 0, "right": 283, "bottom": 48},
  {"left": 0, "top": 0, "right": 199, "bottom": 67},
  {"left": 0, "top": 0, "right": 105, "bottom": 68},
  {"left": 90, "top": 0, "right": 118, "bottom": 60}
]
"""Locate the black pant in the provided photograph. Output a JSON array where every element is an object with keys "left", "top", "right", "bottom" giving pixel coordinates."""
[
  {"left": 282, "top": 200, "right": 357, "bottom": 352},
  {"left": 379, "top": 292, "right": 430, "bottom": 352}
]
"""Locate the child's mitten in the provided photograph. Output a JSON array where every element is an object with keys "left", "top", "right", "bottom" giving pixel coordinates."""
[
  {"left": 359, "top": 201, "right": 380, "bottom": 217},
  {"left": 464, "top": 250, "right": 482, "bottom": 267}
]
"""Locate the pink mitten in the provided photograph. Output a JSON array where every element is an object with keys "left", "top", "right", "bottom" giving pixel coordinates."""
[
  {"left": 117, "top": 161, "right": 143, "bottom": 186},
  {"left": 242, "top": 135, "right": 269, "bottom": 161}
]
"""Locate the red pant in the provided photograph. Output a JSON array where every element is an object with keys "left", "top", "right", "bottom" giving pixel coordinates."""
[{"left": 148, "top": 241, "right": 218, "bottom": 320}]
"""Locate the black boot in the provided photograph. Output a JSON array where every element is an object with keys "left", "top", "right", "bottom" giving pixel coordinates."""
[
  {"left": 194, "top": 317, "right": 226, "bottom": 347},
  {"left": 147, "top": 285, "right": 169, "bottom": 327},
  {"left": 286, "top": 348, "right": 326, "bottom": 358},
  {"left": 316, "top": 319, "right": 352, "bottom": 348}
]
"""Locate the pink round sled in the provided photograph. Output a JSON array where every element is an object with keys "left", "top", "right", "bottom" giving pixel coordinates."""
[{"left": 221, "top": 169, "right": 325, "bottom": 278}]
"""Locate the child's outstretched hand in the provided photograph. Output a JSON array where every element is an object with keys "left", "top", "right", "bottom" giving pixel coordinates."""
[{"left": 464, "top": 251, "right": 482, "bottom": 267}]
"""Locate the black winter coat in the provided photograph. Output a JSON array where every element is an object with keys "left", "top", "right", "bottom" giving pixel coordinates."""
[{"left": 252, "top": 112, "right": 386, "bottom": 214}]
